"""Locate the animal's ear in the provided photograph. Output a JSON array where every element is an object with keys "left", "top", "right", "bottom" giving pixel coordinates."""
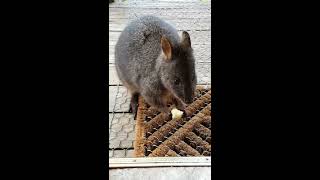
[
  {"left": 161, "top": 36, "right": 172, "bottom": 61},
  {"left": 181, "top": 31, "right": 191, "bottom": 48}
]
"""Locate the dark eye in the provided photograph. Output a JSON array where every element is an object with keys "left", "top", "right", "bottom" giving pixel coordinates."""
[{"left": 174, "top": 78, "right": 180, "bottom": 85}]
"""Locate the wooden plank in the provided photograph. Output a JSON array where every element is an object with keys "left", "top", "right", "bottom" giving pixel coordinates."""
[
  {"left": 109, "top": 31, "right": 211, "bottom": 43},
  {"left": 109, "top": 20, "right": 211, "bottom": 32},
  {"left": 109, "top": 63, "right": 212, "bottom": 86},
  {"left": 108, "top": 19, "right": 128, "bottom": 25},
  {"left": 108, "top": 31, "right": 121, "bottom": 41},
  {"left": 109, "top": 2, "right": 211, "bottom": 9},
  {"left": 109, "top": 157, "right": 211, "bottom": 168},
  {"left": 109, "top": 149, "right": 135, "bottom": 158},
  {"left": 109, "top": 41, "right": 117, "bottom": 46},
  {"left": 110, "top": 167, "right": 211, "bottom": 180},
  {"left": 109, "top": 8, "right": 211, "bottom": 17},
  {"left": 109, "top": 17, "right": 211, "bottom": 32},
  {"left": 109, "top": 2, "right": 211, "bottom": 41},
  {"left": 109, "top": 64, "right": 119, "bottom": 85},
  {"left": 108, "top": 8, "right": 211, "bottom": 31}
]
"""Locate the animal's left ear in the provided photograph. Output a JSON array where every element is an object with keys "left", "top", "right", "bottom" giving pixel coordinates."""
[
  {"left": 181, "top": 31, "right": 191, "bottom": 48},
  {"left": 161, "top": 36, "right": 172, "bottom": 61}
]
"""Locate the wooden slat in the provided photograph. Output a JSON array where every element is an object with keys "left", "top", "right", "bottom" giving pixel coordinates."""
[
  {"left": 109, "top": 21, "right": 211, "bottom": 32},
  {"left": 109, "top": 31, "right": 211, "bottom": 43},
  {"left": 109, "top": 2, "right": 211, "bottom": 9},
  {"left": 109, "top": 156, "right": 211, "bottom": 168},
  {"left": 109, "top": 12, "right": 211, "bottom": 31},
  {"left": 109, "top": 5, "right": 210, "bottom": 10},
  {"left": 109, "top": 9, "right": 211, "bottom": 18},
  {"left": 110, "top": 166, "right": 211, "bottom": 179}
]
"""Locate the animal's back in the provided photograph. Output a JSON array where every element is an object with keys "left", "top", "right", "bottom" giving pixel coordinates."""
[{"left": 115, "top": 16, "right": 180, "bottom": 93}]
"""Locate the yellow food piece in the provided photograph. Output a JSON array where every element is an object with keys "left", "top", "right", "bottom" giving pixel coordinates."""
[{"left": 171, "top": 108, "right": 184, "bottom": 120}]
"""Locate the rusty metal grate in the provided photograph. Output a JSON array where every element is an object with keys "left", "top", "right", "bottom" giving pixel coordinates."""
[{"left": 134, "top": 85, "right": 212, "bottom": 157}]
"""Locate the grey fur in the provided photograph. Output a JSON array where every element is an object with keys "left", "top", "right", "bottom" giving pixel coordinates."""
[{"left": 115, "top": 16, "right": 197, "bottom": 114}]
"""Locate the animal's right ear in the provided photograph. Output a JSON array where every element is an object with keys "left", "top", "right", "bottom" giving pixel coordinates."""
[
  {"left": 161, "top": 36, "right": 172, "bottom": 61},
  {"left": 181, "top": 31, "right": 191, "bottom": 48}
]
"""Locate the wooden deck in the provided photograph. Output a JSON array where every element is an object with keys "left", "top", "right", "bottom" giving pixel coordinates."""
[
  {"left": 110, "top": 166, "right": 211, "bottom": 180},
  {"left": 109, "top": 157, "right": 211, "bottom": 180},
  {"left": 109, "top": 0, "right": 212, "bottom": 158}
]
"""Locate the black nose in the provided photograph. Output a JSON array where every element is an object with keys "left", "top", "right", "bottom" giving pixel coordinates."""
[
  {"left": 184, "top": 91, "right": 195, "bottom": 104},
  {"left": 185, "top": 98, "right": 193, "bottom": 104}
]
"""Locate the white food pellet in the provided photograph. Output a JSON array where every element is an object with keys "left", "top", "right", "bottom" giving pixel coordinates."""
[{"left": 171, "top": 108, "right": 184, "bottom": 120}]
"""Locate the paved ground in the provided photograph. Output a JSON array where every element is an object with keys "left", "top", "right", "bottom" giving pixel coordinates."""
[{"left": 109, "top": 0, "right": 212, "bottom": 158}]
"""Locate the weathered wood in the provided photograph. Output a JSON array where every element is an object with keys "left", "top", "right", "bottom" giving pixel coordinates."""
[
  {"left": 109, "top": 149, "right": 135, "bottom": 158},
  {"left": 108, "top": 8, "right": 211, "bottom": 31},
  {"left": 109, "top": 31, "right": 211, "bottom": 43},
  {"left": 109, "top": 64, "right": 119, "bottom": 85},
  {"left": 110, "top": 166, "right": 211, "bottom": 180},
  {"left": 109, "top": 156, "right": 211, "bottom": 168},
  {"left": 109, "top": 8, "right": 211, "bottom": 17},
  {"left": 109, "top": 1, "right": 211, "bottom": 9},
  {"left": 109, "top": 21, "right": 211, "bottom": 32}
]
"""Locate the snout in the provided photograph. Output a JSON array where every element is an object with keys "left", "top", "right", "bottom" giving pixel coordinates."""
[
  {"left": 184, "top": 92, "right": 195, "bottom": 104},
  {"left": 184, "top": 98, "right": 193, "bottom": 104}
]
